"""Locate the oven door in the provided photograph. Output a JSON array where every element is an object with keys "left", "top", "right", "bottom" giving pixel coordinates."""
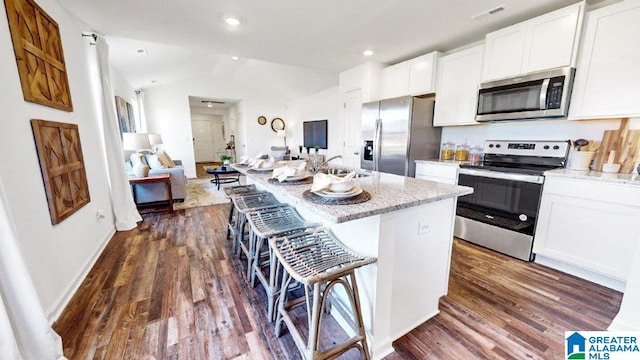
[{"left": 456, "top": 169, "right": 543, "bottom": 236}]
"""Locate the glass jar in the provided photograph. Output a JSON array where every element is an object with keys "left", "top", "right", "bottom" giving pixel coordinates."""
[
  {"left": 440, "top": 142, "right": 455, "bottom": 160},
  {"left": 454, "top": 144, "right": 469, "bottom": 161},
  {"left": 468, "top": 146, "right": 483, "bottom": 164}
]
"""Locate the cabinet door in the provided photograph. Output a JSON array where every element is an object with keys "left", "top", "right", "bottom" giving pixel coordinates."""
[
  {"left": 522, "top": 3, "right": 582, "bottom": 73},
  {"left": 434, "top": 44, "right": 484, "bottom": 127},
  {"left": 381, "top": 63, "right": 410, "bottom": 99},
  {"left": 533, "top": 193, "right": 640, "bottom": 281},
  {"left": 481, "top": 24, "right": 527, "bottom": 81},
  {"left": 569, "top": 0, "right": 640, "bottom": 119},
  {"left": 408, "top": 52, "right": 438, "bottom": 95}
]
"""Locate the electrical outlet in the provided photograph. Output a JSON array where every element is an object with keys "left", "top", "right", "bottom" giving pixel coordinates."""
[
  {"left": 96, "top": 209, "right": 105, "bottom": 220},
  {"left": 418, "top": 222, "right": 430, "bottom": 235}
]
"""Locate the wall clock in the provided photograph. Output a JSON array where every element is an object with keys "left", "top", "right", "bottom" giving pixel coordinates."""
[
  {"left": 257, "top": 116, "right": 267, "bottom": 125},
  {"left": 271, "top": 118, "right": 285, "bottom": 132}
]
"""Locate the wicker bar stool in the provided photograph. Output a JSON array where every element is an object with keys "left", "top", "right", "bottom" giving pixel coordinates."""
[
  {"left": 232, "top": 192, "right": 283, "bottom": 271},
  {"left": 271, "top": 228, "right": 376, "bottom": 360},
  {"left": 245, "top": 207, "right": 319, "bottom": 321},
  {"left": 223, "top": 184, "right": 259, "bottom": 239}
]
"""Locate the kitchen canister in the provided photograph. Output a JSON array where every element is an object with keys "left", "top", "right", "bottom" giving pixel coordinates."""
[
  {"left": 568, "top": 151, "right": 595, "bottom": 171},
  {"left": 440, "top": 142, "right": 455, "bottom": 160},
  {"left": 454, "top": 144, "right": 469, "bottom": 161}
]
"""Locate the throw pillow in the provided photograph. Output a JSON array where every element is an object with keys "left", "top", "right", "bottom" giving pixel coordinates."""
[
  {"left": 158, "top": 151, "right": 176, "bottom": 168},
  {"left": 145, "top": 154, "right": 166, "bottom": 170},
  {"left": 130, "top": 152, "right": 148, "bottom": 168}
]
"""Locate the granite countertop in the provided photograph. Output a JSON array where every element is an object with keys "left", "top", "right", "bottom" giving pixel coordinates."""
[
  {"left": 415, "top": 159, "right": 472, "bottom": 166},
  {"left": 544, "top": 168, "right": 640, "bottom": 186},
  {"left": 233, "top": 165, "right": 473, "bottom": 223}
]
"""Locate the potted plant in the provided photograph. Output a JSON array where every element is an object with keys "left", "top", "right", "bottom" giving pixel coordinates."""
[
  {"left": 313, "top": 146, "right": 320, "bottom": 154},
  {"left": 298, "top": 145, "right": 303, "bottom": 154},
  {"left": 220, "top": 154, "right": 232, "bottom": 165}
]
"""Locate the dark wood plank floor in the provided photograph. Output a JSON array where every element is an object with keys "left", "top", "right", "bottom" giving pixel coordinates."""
[{"left": 54, "top": 205, "right": 622, "bottom": 359}]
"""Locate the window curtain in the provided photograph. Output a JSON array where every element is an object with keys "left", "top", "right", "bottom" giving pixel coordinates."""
[
  {"left": 95, "top": 36, "right": 142, "bottom": 230},
  {"left": 135, "top": 90, "right": 147, "bottom": 133},
  {"left": 0, "top": 178, "right": 66, "bottom": 360}
]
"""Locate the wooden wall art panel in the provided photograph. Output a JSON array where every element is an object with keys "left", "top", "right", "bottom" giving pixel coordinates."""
[
  {"left": 4, "top": 0, "right": 73, "bottom": 111},
  {"left": 31, "top": 120, "right": 90, "bottom": 224}
]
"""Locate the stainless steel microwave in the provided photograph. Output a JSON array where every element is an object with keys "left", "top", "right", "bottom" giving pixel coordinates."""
[{"left": 476, "top": 66, "right": 575, "bottom": 122}]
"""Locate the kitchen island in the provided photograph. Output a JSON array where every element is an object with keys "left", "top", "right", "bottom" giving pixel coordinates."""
[{"left": 233, "top": 165, "right": 472, "bottom": 359}]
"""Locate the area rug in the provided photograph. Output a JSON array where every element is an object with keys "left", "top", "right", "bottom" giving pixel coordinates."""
[{"left": 173, "top": 178, "right": 231, "bottom": 210}]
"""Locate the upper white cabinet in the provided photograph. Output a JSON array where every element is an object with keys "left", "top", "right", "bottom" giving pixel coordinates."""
[
  {"left": 381, "top": 51, "right": 439, "bottom": 99},
  {"left": 408, "top": 52, "right": 439, "bottom": 95},
  {"left": 433, "top": 44, "right": 484, "bottom": 127},
  {"left": 568, "top": 0, "right": 640, "bottom": 120},
  {"left": 381, "top": 63, "right": 410, "bottom": 99},
  {"left": 482, "top": 3, "right": 583, "bottom": 81}
]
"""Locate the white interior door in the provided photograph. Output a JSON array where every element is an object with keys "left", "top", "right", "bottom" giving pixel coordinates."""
[
  {"left": 192, "top": 120, "right": 216, "bottom": 162},
  {"left": 343, "top": 89, "right": 363, "bottom": 168}
]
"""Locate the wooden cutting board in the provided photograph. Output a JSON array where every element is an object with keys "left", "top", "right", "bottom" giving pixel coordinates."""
[{"left": 592, "top": 118, "right": 640, "bottom": 173}]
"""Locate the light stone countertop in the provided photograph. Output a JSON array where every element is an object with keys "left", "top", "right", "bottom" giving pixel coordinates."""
[
  {"left": 233, "top": 165, "right": 473, "bottom": 223},
  {"left": 544, "top": 168, "right": 640, "bottom": 186},
  {"left": 415, "top": 159, "right": 472, "bottom": 166}
]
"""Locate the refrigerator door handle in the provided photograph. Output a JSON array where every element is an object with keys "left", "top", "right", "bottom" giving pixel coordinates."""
[{"left": 373, "top": 119, "right": 382, "bottom": 171}]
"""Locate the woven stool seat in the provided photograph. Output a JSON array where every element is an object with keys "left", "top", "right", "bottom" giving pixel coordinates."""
[
  {"left": 223, "top": 184, "right": 258, "bottom": 198},
  {"left": 271, "top": 228, "right": 376, "bottom": 360},
  {"left": 245, "top": 207, "right": 318, "bottom": 321},
  {"left": 232, "top": 192, "right": 284, "bottom": 274},
  {"left": 224, "top": 184, "right": 260, "bottom": 239}
]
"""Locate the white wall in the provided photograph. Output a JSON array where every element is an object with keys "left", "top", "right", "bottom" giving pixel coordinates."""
[
  {"left": 143, "top": 77, "right": 288, "bottom": 178},
  {"left": 441, "top": 118, "right": 639, "bottom": 149},
  {"left": 286, "top": 87, "right": 341, "bottom": 158},
  {"left": 110, "top": 66, "right": 139, "bottom": 130},
  {"left": 0, "top": 0, "right": 115, "bottom": 321}
]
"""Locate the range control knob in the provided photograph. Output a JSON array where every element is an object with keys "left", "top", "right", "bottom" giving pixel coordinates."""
[
  {"left": 496, "top": 144, "right": 501, "bottom": 148},
  {"left": 489, "top": 144, "right": 494, "bottom": 148},
  {"left": 553, "top": 145, "right": 560, "bottom": 150},
  {"left": 543, "top": 145, "right": 550, "bottom": 150}
]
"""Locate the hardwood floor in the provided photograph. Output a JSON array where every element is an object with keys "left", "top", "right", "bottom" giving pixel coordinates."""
[
  {"left": 196, "top": 162, "right": 220, "bottom": 178},
  {"left": 54, "top": 205, "right": 622, "bottom": 359}
]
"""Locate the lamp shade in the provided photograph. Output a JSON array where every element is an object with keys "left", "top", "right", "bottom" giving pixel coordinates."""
[
  {"left": 122, "top": 132, "right": 151, "bottom": 151},
  {"left": 148, "top": 133, "right": 163, "bottom": 145}
]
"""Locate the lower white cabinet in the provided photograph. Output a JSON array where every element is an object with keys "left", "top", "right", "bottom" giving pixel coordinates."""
[
  {"left": 415, "top": 161, "right": 459, "bottom": 184},
  {"left": 533, "top": 176, "right": 640, "bottom": 290}
]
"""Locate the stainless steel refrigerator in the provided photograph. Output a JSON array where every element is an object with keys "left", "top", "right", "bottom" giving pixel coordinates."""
[{"left": 361, "top": 95, "right": 441, "bottom": 177}]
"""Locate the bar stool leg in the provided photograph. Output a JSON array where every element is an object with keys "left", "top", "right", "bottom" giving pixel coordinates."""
[
  {"left": 274, "top": 272, "right": 292, "bottom": 337},
  {"left": 349, "top": 271, "right": 371, "bottom": 360},
  {"left": 226, "top": 202, "right": 235, "bottom": 239},
  {"left": 307, "top": 283, "right": 322, "bottom": 359}
]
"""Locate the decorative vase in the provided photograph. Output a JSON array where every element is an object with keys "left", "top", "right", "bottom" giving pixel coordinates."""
[{"left": 223, "top": 160, "right": 230, "bottom": 165}]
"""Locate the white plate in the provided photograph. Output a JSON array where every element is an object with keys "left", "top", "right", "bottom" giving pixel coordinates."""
[
  {"left": 282, "top": 174, "right": 310, "bottom": 181},
  {"left": 314, "top": 187, "right": 363, "bottom": 199},
  {"left": 252, "top": 167, "right": 273, "bottom": 172}
]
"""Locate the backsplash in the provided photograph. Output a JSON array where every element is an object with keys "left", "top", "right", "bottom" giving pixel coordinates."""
[{"left": 440, "top": 118, "right": 640, "bottom": 148}]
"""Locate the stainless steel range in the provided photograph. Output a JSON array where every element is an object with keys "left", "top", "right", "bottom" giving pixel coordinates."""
[{"left": 454, "top": 140, "right": 570, "bottom": 261}]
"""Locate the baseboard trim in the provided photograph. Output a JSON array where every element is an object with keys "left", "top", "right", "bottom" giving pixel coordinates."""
[{"left": 46, "top": 227, "right": 115, "bottom": 324}]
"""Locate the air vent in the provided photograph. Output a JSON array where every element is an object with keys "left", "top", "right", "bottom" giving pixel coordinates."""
[
  {"left": 471, "top": 5, "right": 506, "bottom": 21},
  {"left": 201, "top": 100, "right": 225, "bottom": 105}
]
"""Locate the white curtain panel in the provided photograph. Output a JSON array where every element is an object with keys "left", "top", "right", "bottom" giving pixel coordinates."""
[
  {"left": 0, "top": 179, "right": 66, "bottom": 360},
  {"left": 135, "top": 90, "right": 147, "bottom": 132},
  {"left": 95, "top": 37, "right": 142, "bottom": 230}
]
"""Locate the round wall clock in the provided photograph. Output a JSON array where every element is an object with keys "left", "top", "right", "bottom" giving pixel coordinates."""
[
  {"left": 257, "top": 116, "right": 267, "bottom": 125},
  {"left": 271, "top": 118, "right": 285, "bottom": 132}
]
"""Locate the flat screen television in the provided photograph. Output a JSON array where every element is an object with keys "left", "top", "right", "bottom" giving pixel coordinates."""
[{"left": 303, "top": 120, "right": 328, "bottom": 149}]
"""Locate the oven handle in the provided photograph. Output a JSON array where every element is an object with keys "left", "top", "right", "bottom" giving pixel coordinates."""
[{"left": 458, "top": 168, "right": 544, "bottom": 184}]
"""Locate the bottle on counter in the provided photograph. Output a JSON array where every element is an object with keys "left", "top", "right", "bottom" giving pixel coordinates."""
[
  {"left": 454, "top": 144, "right": 469, "bottom": 161},
  {"left": 440, "top": 142, "right": 455, "bottom": 160}
]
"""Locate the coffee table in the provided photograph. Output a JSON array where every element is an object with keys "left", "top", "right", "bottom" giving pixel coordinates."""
[{"left": 206, "top": 166, "right": 240, "bottom": 190}]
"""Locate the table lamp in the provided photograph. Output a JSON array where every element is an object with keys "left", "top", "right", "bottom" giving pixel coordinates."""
[
  {"left": 277, "top": 129, "right": 287, "bottom": 147},
  {"left": 148, "top": 133, "right": 163, "bottom": 153}
]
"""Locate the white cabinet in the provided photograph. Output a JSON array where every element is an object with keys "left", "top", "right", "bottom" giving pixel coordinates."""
[
  {"left": 482, "top": 3, "right": 582, "bottom": 81},
  {"left": 381, "top": 63, "right": 410, "bottom": 99},
  {"left": 381, "top": 52, "right": 439, "bottom": 99},
  {"left": 533, "top": 176, "right": 640, "bottom": 291},
  {"left": 433, "top": 44, "right": 484, "bottom": 127},
  {"left": 415, "top": 161, "right": 458, "bottom": 184},
  {"left": 568, "top": 0, "right": 640, "bottom": 120},
  {"left": 408, "top": 52, "right": 439, "bottom": 96}
]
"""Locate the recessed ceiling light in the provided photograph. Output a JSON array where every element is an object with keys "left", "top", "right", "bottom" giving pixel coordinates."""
[
  {"left": 136, "top": 48, "right": 147, "bottom": 55},
  {"left": 231, "top": 56, "right": 239, "bottom": 60},
  {"left": 224, "top": 16, "right": 241, "bottom": 26},
  {"left": 363, "top": 50, "right": 374, "bottom": 57},
  {"left": 151, "top": 80, "right": 156, "bottom": 84},
  {"left": 207, "top": 103, "right": 213, "bottom": 107}
]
